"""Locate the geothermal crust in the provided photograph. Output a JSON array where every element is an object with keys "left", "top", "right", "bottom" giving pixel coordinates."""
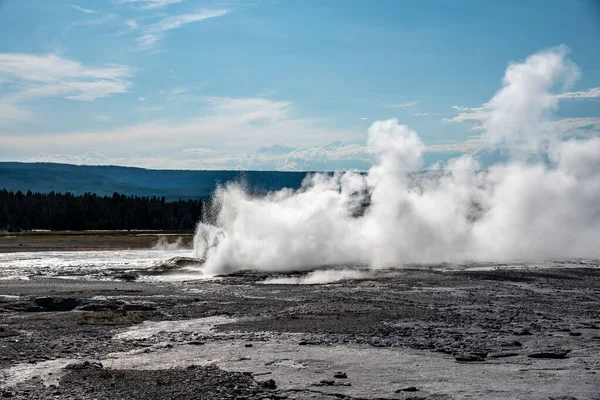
[{"left": 1, "top": 262, "right": 599, "bottom": 399}]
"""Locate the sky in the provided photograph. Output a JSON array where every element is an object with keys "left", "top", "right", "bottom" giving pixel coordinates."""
[{"left": 0, "top": 0, "right": 599, "bottom": 171}]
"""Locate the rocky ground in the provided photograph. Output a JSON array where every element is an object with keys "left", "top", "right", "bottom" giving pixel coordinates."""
[{"left": 1, "top": 262, "right": 599, "bottom": 399}]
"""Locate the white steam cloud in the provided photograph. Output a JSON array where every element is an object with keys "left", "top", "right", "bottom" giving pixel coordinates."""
[{"left": 192, "top": 46, "right": 600, "bottom": 275}]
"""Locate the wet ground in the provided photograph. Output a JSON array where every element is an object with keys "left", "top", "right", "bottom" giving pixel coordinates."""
[{"left": 0, "top": 259, "right": 599, "bottom": 399}]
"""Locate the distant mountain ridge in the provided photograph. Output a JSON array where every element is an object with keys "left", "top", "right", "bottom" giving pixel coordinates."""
[{"left": 0, "top": 162, "right": 311, "bottom": 200}]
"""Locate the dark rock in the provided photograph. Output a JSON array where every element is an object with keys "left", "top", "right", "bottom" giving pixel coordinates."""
[
  {"left": 260, "top": 379, "right": 277, "bottom": 390},
  {"left": 115, "top": 272, "right": 139, "bottom": 282},
  {"left": 569, "top": 331, "right": 582, "bottom": 337},
  {"left": 549, "top": 396, "right": 579, "bottom": 400},
  {"left": 514, "top": 328, "right": 533, "bottom": 336},
  {"left": 245, "top": 343, "right": 253, "bottom": 347},
  {"left": 454, "top": 353, "right": 486, "bottom": 362},
  {"left": 396, "top": 387, "right": 419, "bottom": 392},
  {"left": 120, "top": 301, "right": 156, "bottom": 311},
  {"left": 333, "top": 371, "right": 347, "bottom": 379},
  {"left": 188, "top": 341, "right": 205, "bottom": 346},
  {"left": 65, "top": 361, "right": 104, "bottom": 370},
  {"left": 528, "top": 350, "right": 570, "bottom": 359},
  {"left": 33, "top": 297, "right": 80, "bottom": 311},
  {"left": 318, "top": 380, "right": 335, "bottom": 386},
  {"left": 500, "top": 340, "right": 523, "bottom": 347}
]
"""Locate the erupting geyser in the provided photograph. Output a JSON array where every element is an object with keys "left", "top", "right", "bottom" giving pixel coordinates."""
[{"left": 193, "top": 46, "right": 600, "bottom": 275}]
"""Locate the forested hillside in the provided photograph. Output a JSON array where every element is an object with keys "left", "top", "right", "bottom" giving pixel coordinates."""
[
  {"left": 0, "top": 189, "right": 203, "bottom": 231},
  {"left": 0, "top": 162, "right": 310, "bottom": 200}
]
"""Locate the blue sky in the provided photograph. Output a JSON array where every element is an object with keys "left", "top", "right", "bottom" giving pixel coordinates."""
[{"left": 0, "top": 0, "right": 599, "bottom": 170}]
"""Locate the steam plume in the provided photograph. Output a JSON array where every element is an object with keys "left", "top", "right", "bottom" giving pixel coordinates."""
[{"left": 193, "top": 46, "right": 600, "bottom": 275}]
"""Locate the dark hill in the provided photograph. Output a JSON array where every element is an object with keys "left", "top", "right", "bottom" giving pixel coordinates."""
[{"left": 0, "top": 162, "right": 310, "bottom": 200}]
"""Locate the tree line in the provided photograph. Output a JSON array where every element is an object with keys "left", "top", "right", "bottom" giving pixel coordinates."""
[{"left": 0, "top": 189, "right": 204, "bottom": 231}]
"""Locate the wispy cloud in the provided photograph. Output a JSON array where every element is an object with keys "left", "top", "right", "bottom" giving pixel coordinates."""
[
  {"left": 412, "top": 112, "right": 439, "bottom": 116},
  {"left": 386, "top": 100, "right": 419, "bottom": 108},
  {"left": 447, "top": 86, "right": 600, "bottom": 127},
  {"left": 70, "top": 5, "right": 97, "bottom": 14},
  {"left": 445, "top": 101, "right": 600, "bottom": 138},
  {"left": 1, "top": 97, "right": 362, "bottom": 168},
  {"left": 424, "top": 136, "right": 485, "bottom": 154},
  {"left": 443, "top": 104, "right": 491, "bottom": 128},
  {"left": 182, "top": 147, "right": 214, "bottom": 155},
  {"left": 137, "top": 9, "right": 230, "bottom": 50},
  {"left": 0, "top": 53, "right": 133, "bottom": 124},
  {"left": 556, "top": 87, "right": 600, "bottom": 99},
  {"left": 0, "top": 53, "right": 133, "bottom": 102},
  {"left": 116, "top": 0, "right": 184, "bottom": 10},
  {"left": 94, "top": 114, "right": 111, "bottom": 121}
]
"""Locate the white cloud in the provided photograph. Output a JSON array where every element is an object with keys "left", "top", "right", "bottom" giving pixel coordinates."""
[
  {"left": 0, "top": 53, "right": 133, "bottom": 124},
  {"left": 360, "top": 117, "right": 368, "bottom": 120},
  {"left": 424, "top": 136, "right": 485, "bottom": 154},
  {"left": 24, "top": 152, "right": 108, "bottom": 165},
  {"left": 0, "top": 53, "right": 133, "bottom": 102},
  {"left": 137, "top": 9, "right": 230, "bottom": 50},
  {"left": 412, "top": 112, "right": 439, "bottom": 116},
  {"left": 443, "top": 47, "right": 600, "bottom": 152},
  {"left": 280, "top": 142, "right": 372, "bottom": 171},
  {"left": 94, "top": 114, "right": 110, "bottom": 121},
  {"left": 183, "top": 148, "right": 213, "bottom": 155},
  {"left": 443, "top": 104, "right": 491, "bottom": 125},
  {"left": 126, "top": 19, "right": 139, "bottom": 30},
  {"left": 70, "top": 5, "right": 97, "bottom": 14},
  {"left": 116, "top": 0, "right": 184, "bottom": 10},
  {"left": 556, "top": 87, "right": 600, "bottom": 99},
  {"left": 1, "top": 97, "right": 363, "bottom": 168},
  {"left": 138, "top": 96, "right": 146, "bottom": 101},
  {"left": 386, "top": 100, "right": 418, "bottom": 108}
]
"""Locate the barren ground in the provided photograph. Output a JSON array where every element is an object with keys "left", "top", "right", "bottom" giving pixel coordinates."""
[{"left": 0, "top": 235, "right": 598, "bottom": 399}]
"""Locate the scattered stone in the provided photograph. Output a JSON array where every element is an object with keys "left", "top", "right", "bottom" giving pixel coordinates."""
[{"left": 333, "top": 371, "right": 347, "bottom": 379}]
